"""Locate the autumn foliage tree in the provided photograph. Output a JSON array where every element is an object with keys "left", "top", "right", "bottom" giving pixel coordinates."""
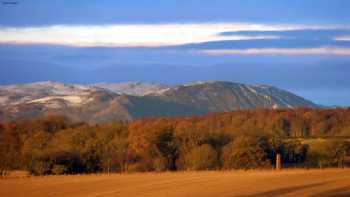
[
  {"left": 222, "top": 136, "right": 271, "bottom": 170},
  {"left": 0, "top": 108, "right": 350, "bottom": 175},
  {"left": 184, "top": 144, "right": 218, "bottom": 170},
  {"left": 0, "top": 124, "right": 20, "bottom": 177}
]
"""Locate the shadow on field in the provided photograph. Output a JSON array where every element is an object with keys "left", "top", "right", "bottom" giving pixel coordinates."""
[
  {"left": 310, "top": 186, "right": 350, "bottom": 197},
  {"left": 233, "top": 182, "right": 328, "bottom": 197}
]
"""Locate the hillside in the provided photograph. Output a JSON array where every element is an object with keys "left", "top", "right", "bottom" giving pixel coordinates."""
[{"left": 0, "top": 81, "right": 318, "bottom": 123}]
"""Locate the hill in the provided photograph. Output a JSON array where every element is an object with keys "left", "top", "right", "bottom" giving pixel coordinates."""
[{"left": 0, "top": 81, "right": 318, "bottom": 123}]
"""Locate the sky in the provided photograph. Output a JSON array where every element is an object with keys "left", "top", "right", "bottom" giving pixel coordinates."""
[{"left": 0, "top": 0, "right": 349, "bottom": 106}]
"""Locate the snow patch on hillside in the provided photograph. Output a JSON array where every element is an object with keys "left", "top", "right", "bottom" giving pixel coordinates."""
[
  {"left": 0, "top": 96, "right": 9, "bottom": 105},
  {"left": 183, "top": 81, "right": 217, "bottom": 87},
  {"left": 27, "top": 95, "right": 86, "bottom": 106}
]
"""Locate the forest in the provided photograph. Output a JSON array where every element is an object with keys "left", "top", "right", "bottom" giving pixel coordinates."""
[{"left": 1, "top": 108, "right": 350, "bottom": 175}]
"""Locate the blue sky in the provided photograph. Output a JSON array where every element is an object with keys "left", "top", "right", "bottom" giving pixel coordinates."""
[
  {"left": 1, "top": 0, "right": 350, "bottom": 25},
  {"left": 0, "top": 0, "right": 349, "bottom": 106}
]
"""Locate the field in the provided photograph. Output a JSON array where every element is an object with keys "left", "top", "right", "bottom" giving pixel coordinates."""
[{"left": 1, "top": 169, "right": 350, "bottom": 197}]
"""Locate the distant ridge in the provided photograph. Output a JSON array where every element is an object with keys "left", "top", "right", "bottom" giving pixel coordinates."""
[{"left": 0, "top": 81, "right": 319, "bottom": 123}]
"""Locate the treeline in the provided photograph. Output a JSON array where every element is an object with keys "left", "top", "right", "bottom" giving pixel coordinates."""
[{"left": 1, "top": 108, "right": 350, "bottom": 175}]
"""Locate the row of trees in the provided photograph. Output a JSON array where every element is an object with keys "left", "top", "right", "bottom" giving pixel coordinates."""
[{"left": 1, "top": 108, "right": 350, "bottom": 175}]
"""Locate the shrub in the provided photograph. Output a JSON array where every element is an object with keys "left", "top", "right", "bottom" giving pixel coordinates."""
[
  {"left": 153, "top": 157, "right": 169, "bottom": 172},
  {"left": 51, "top": 165, "right": 67, "bottom": 175},
  {"left": 32, "top": 161, "right": 51, "bottom": 175},
  {"left": 126, "top": 162, "right": 149, "bottom": 172}
]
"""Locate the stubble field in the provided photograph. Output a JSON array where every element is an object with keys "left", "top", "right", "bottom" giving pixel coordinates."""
[{"left": 1, "top": 169, "right": 350, "bottom": 197}]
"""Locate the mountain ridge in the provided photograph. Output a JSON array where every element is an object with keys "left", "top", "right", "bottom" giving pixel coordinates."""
[{"left": 0, "top": 80, "right": 319, "bottom": 123}]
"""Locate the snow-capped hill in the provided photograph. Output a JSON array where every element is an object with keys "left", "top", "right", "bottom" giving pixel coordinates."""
[
  {"left": 0, "top": 81, "right": 108, "bottom": 107},
  {"left": 0, "top": 81, "right": 319, "bottom": 123},
  {"left": 159, "top": 81, "right": 318, "bottom": 111},
  {"left": 0, "top": 81, "right": 95, "bottom": 95}
]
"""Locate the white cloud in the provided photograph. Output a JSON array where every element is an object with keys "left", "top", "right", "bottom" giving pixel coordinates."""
[
  {"left": 198, "top": 48, "right": 350, "bottom": 56},
  {"left": 334, "top": 35, "right": 350, "bottom": 41},
  {"left": 0, "top": 23, "right": 347, "bottom": 47}
]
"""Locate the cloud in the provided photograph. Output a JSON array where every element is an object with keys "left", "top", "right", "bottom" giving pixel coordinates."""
[
  {"left": 334, "top": 35, "right": 350, "bottom": 41},
  {"left": 179, "top": 38, "right": 350, "bottom": 50},
  {"left": 2, "top": 23, "right": 350, "bottom": 56},
  {"left": 198, "top": 48, "right": 350, "bottom": 56},
  {"left": 219, "top": 29, "right": 350, "bottom": 39},
  {"left": 0, "top": 23, "right": 346, "bottom": 47}
]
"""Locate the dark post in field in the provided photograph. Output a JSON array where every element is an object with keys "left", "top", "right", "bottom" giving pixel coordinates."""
[{"left": 276, "top": 154, "right": 281, "bottom": 170}]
